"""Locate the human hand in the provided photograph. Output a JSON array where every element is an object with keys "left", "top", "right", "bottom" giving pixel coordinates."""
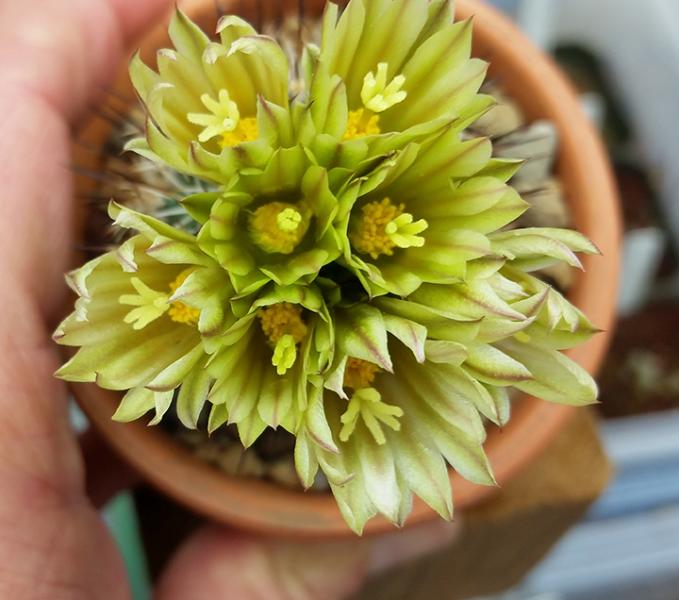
[{"left": 0, "top": 1, "right": 458, "bottom": 598}]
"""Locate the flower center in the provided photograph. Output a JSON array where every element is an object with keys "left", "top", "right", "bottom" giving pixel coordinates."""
[
  {"left": 249, "top": 202, "right": 311, "bottom": 255},
  {"left": 187, "top": 89, "right": 258, "bottom": 147},
  {"left": 344, "top": 109, "right": 381, "bottom": 140},
  {"left": 167, "top": 270, "right": 201, "bottom": 326},
  {"left": 361, "top": 63, "right": 408, "bottom": 113},
  {"left": 342, "top": 63, "right": 407, "bottom": 141},
  {"left": 258, "top": 303, "right": 308, "bottom": 375},
  {"left": 344, "top": 358, "right": 381, "bottom": 390},
  {"left": 119, "top": 270, "right": 199, "bottom": 330},
  {"left": 349, "top": 198, "right": 429, "bottom": 260},
  {"left": 219, "top": 117, "right": 258, "bottom": 148}
]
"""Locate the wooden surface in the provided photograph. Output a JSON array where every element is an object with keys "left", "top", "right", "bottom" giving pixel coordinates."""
[{"left": 352, "top": 409, "right": 612, "bottom": 600}]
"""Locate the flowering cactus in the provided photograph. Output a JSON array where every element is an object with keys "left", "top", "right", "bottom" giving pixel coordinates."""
[
  {"left": 56, "top": 1, "right": 601, "bottom": 533},
  {"left": 127, "top": 11, "right": 290, "bottom": 182}
]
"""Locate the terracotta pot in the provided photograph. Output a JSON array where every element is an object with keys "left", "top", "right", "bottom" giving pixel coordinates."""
[{"left": 71, "top": 0, "right": 621, "bottom": 538}]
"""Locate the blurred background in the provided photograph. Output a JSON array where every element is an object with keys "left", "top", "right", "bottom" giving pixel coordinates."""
[
  {"left": 480, "top": 1, "right": 679, "bottom": 599},
  {"left": 95, "top": 1, "right": 679, "bottom": 598}
]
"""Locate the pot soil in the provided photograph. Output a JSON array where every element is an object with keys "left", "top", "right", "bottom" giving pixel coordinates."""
[{"left": 70, "top": 0, "right": 621, "bottom": 538}]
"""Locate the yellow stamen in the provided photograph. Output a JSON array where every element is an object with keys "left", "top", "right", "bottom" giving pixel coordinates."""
[
  {"left": 361, "top": 63, "right": 408, "bottom": 113},
  {"left": 350, "top": 198, "right": 402, "bottom": 259},
  {"left": 344, "top": 108, "right": 381, "bottom": 140},
  {"left": 119, "top": 278, "right": 169, "bottom": 330},
  {"left": 167, "top": 270, "right": 200, "bottom": 326},
  {"left": 259, "top": 303, "right": 308, "bottom": 345},
  {"left": 344, "top": 358, "right": 381, "bottom": 390},
  {"left": 339, "top": 387, "right": 404, "bottom": 445},
  {"left": 249, "top": 202, "right": 310, "bottom": 255},
  {"left": 187, "top": 89, "right": 258, "bottom": 147},
  {"left": 259, "top": 303, "right": 308, "bottom": 376},
  {"left": 219, "top": 117, "right": 259, "bottom": 148},
  {"left": 350, "top": 198, "right": 429, "bottom": 260}
]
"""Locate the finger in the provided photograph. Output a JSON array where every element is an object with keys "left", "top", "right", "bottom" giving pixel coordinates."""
[
  {"left": 155, "top": 521, "right": 460, "bottom": 600},
  {"left": 0, "top": 0, "right": 171, "bottom": 121},
  {"left": 0, "top": 0, "right": 170, "bottom": 312},
  {"left": 109, "top": 0, "right": 174, "bottom": 44},
  {"left": 0, "top": 3, "right": 166, "bottom": 598},
  {"left": 0, "top": 302, "right": 132, "bottom": 598}
]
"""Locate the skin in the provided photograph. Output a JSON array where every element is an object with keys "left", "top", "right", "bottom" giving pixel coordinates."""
[{"left": 0, "top": 1, "right": 459, "bottom": 598}]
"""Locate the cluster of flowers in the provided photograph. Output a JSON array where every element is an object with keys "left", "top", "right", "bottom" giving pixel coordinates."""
[{"left": 56, "top": 1, "right": 599, "bottom": 532}]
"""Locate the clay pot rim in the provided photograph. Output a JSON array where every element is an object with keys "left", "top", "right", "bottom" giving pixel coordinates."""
[{"left": 71, "top": 0, "right": 621, "bottom": 539}]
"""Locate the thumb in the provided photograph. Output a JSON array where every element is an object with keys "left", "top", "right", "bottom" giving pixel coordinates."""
[{"left": 156, "top": 521, "right": 460, "bottom": 600}]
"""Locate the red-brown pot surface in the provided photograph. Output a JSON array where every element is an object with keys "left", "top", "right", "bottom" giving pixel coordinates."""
[{"left": 71, "top": 0, "right": 622, "bottom": 538}]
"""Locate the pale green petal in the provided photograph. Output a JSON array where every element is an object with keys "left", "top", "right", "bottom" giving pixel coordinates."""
[
  {"left": 387, "top": 416, "right": 453, "bottom": 520},
  {"left": 355, "top": 425, "right": 401, "bottom": 523},
  {"left": 382, "top": 314, "right": 427, "bottom": 363},
  {"left": 424, "top": 340, "right": 468, "bottom": 365},
  {"left": 108, "top": 202, "right": 196, "bottom": 244},
  {"left": 217, "top": 15, "right": 257, "bottom": 45},
  {"left": 148, "top": 390, "right": 175, "bottom": 426},
  {"left": 485, "top": 384, "right": 511, "bottom": 427},
  {"left": 304, "top": 385, "right": 339, "bottom": 454},
  {"left": 207, "top": 402, "right": 229, "bottom": 434},
  {"left": 379, "top": 353, "right": 486, "bottom": 443},
  {"left": 179, "top": 192, "right": 221, "bottom": 224},
  {"left": 112, "top": 387, "right": 155, "bottom": 423},
  {"left": 146, "top": 343, "right": 205, "bottom": 392},
  {"left": 257, "top": 366, "right": 295, "bottom": 429},
  {"left": 169, "top": 9, "right": 210, "bottom": 64},
  {"left": 237, "top": 410, "right": 268, "bottom": 448},
  {"left": 499, "top": 339, "right": 599, "bottom": 406},
  {"left": 176, "top": 366, "right": 212, "bottom": 429},
  {"left": 294, "top": 428, "right": 321, "bottom": 489},
  {"left": 492, "top": 231, "right": 585, "bottom": 271},
  {"left": 428, "top": 421, "right": 496, "bottom": 486},
  {"left": 336, "top": 306, "right": 393, "bottom": 371},
  {"left": 464, "top": 344, "right": 534, "bottom": 386},
  {"left": 209, "top": 331, "right": 263, "bottom": 424},
  {"left": 412, "top": 281, "right": 527, "bottom": 322}
]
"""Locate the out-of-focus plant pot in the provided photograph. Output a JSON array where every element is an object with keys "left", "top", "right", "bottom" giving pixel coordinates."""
[{"left": 70, "top": 0, "right": 621, "bottom": 538}]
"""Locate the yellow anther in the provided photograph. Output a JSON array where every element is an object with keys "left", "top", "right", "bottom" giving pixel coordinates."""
[
  {"left": 350, "top": 198, "right": 402, "bottom": 259},
  {"left": 343, "top": 358, "right": 381, "bottom": 390},
  {"left": 259, "top": 303, "right": 307, "bottom": 346},
  {"left": 344, "top": 108, "right": 381, "bottom": 140},
  {"left": 167, "top": 270, "right": 201, "bottom": 326},
  {"left": 361, "top": 63, "right": 408, "bottom": 113},
  {"left": 258, "top": 303, "right": 308, "bottom": 376},
  {"left": 350, "top": 198, "right": 428, "bottom": 259},
  {"left": 219, "top": 116, "right": 258, "bottom": 148},
  {"left": 249, "top": 202, "right": 310, "bottom": 255}
]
